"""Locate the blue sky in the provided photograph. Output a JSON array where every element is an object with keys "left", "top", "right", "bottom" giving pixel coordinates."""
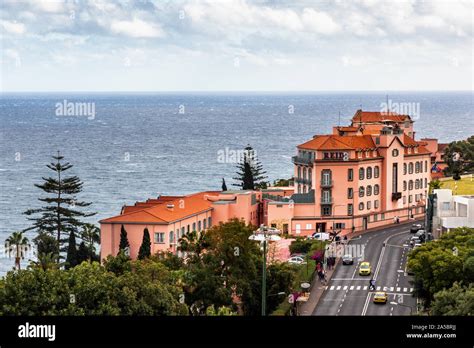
[{"left": 1, "top": 0, "right": 472, "bottom": 92}]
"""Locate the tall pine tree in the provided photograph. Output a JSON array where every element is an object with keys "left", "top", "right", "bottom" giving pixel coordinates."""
[
  {"left": 138, "top": 228, "right": 151, "bottom": 260},
  {"left": 221, "top": 178, "right": 228, "bottom": 191},
  {"left": 24, "top": 151, "right": 95, "bottom": 261},
  {"left": 233, "top": 145, "right": 267, "bottom": 190},
  {"left": 65, "top": 230, "right": 78, "bottom": 269},
  {"left": 118, "top": 224, "right": 130, "bottom": 255}
]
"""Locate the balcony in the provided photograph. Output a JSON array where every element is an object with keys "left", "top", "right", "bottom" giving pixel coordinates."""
[
  {"left": 320, "top": 197, "right": 333, "bottom": 205},
  {"left": 292, "top": 155, "right": 313, "bottom": 166},
  {"left": 392, "top": 192, "right": 402, "bottom": 201},
  {"left": 320, "top": 180, "right": 333, "bottom": 188},
  {"left": 295, "top": 177, "right": 312, "bottom": 186}
]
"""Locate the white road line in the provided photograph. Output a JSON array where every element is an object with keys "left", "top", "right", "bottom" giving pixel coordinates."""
[
  {"left": 363, "top": 286, "right": 368, "bottom": 290},
  {"left": 330, "top": 286, "right": 335, "bottom": 290},
  {"left": 356, "top": 286, "right": 361, "bottom": 290},
  {"left": 350, "top": 286, "right": 354, "bottom": 290},
  {"left": 410, "top": 288, "right": 414, "bottom": 292},
  {"left": 403, "top": 287, "right": 408, "bottom": 292},
  {"left": 397, "top": 287, "right": 401, "bottom": 292},
  {"left": 376, "top": 286, "right": 381, "bottom": 290},
  {"left": 390, "top": 287, "right": 394, "bottom": 292},
  {"left": 343, "top": 286, "right": 348, "bottom": 290},
  {"left": 336, "top": 286, "right": 341, "bottom": 290}
]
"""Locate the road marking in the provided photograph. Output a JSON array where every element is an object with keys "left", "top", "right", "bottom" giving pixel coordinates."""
[
  {"left": 376, "top": 286, "right": 381, "bottom": 290},
  {"left": 403, "top": 287, "right": 408, "bottom": 292},
  {"left": 350, "top": 286, "right": 354, "bottom": 290},
  {"left": 410, "top": 288, "right": 414, "bottom": 292},
  {"left": 356, "top": 286, "right": 361, "bottom": 290},
  {"left": 390, "top": 287, "right": 394, "bottom": 292},
  {"left": 343, "top": 286, "right": 348, "bottom": 290},
  {"left": 330, "top": 285, "right": 335, "bottom": 290},
  {"left": 397, "top": 287, "right": 401, "bottom": 292},
  {"left": 336, "top": 286, "right": 341, "bottom": 290},
  {"left": 363, "top": 286, "right": 368, "bottom": 290}
]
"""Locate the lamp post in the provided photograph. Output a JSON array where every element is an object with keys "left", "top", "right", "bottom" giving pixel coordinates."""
[{"left": 249, "top": 224, "right": 281, "bottom": 316}]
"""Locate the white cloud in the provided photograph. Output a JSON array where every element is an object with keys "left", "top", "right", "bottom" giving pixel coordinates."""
[
  {"left": 109, "top": 18, "right": 164, "bottom": 38},
  {"left": 302, "top": 9, "right": 340, "bottom": 34},
  {"left": 1, "top": 20, "right": 26, "bottom": 34}
]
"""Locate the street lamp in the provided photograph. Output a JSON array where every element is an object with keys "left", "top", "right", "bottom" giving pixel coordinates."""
[
  {"left": 249, "top": 224, "right": 281, "bottom": 316},
  {"left": 390, "top": 301, "right": 413, "bottom": 315}
]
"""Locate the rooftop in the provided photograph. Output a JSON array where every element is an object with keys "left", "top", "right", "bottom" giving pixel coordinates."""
[{"left": 351, "top": 109, "right": 411, "bottom": 124}]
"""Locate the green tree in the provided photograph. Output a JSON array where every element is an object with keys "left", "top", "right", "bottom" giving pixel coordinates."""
[
  {"left": 24, "top": 152, "right": 95, "bottom": 260},
  {"left": 118, "top": 224, "right": 130, "bottom": 254},
  {"left": 221, "top": 178, "right": 228, "bottom": 191},
  {"left": 81, "top": 223, "right": 100, "bottom": 262},
  {"left": 138, "top": 228, "right": 151, "bottom": 260},
  {"left": 178, "top": 230, "right": 210, "bottom": 257},
  {"left": 205, "top": 305, "right": 237, "bottom": 316},
  {"left": 428, "top": 179, "right": 443, "bottom": 193},
  {"left": 233, "top": 145, "right": 267, "bottom": 190},
  {"left": 443, "top": 136, "right": 474, "bottom": 177},
  {"left": 273, "top": 178, "right": 291, "bottom": 187},
  {"left": 77, "top": 241, "right": 89, "bottom": 264},
  {"left": 34, "top": 232, "right": 57, "bottom": 256},
  {"left": 29, "top": 252, "right": 64, "bottom": 271},
  {"left": 431, "top": 282, "right": 474, "bottom": 316},
  {"left": 463, "top": 256, "right": 474, "bottom": 282},
  {"left": 65, "top": 230, "right": 78, "bottom": 269},
  {"left": 4, "top": 231, "right": 30, "bottom": 270}
]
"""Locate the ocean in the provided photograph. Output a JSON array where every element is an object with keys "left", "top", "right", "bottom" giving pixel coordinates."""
[{"left": 0, "top": 91, "right": 472, "bottom": 273}]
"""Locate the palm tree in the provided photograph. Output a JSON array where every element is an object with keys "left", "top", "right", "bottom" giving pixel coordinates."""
[
  {"left": 29, "top": 252, "right": 63, "bottom": 271},
  {"left": 178, "top": 230, "right": 210, "bottom": 257},
  {"left": 428, "top": 179, "right": 443, "bottom": 194},
  {"left": 5, "top": 231, "right": 30, "bottom": 270},
  {"left": 81, "top": 223, "right": 100, "bottom": 262}
]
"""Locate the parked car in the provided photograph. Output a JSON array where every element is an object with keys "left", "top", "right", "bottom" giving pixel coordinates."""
[
  {"left": 414, "top": 230, "right": 425, "bottom": 238},
  {"left": 311, "top": 232, "right": 330, "bottom": 241},
  {"left": 287, "top": 256, "right": 306, "bottom": 264},
  {"left": 413, "top": 243, "right": 422, "bottom": 249},
  {"left": 410, "top": 224, "right": 423, "bottom": 233},
  {"left": 342, "top": 254, "right": 354, "bottom": 265}
]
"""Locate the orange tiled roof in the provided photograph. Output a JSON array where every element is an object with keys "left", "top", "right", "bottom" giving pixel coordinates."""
[
  {"left": 101, "top": 191, "right": 220, "bottom": 224},
  {"left": 337, "top": 126, "right": 358, "bottom": 132},
  {"left": 351, "top": 110, "right": 411, "bottom": 123},
  {"left": 298, "top": 135, "right": 376, "bottom": 151}
]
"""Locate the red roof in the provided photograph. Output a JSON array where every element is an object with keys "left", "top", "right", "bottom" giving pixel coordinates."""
[
  {"left": 351, "top": 110, "right": 411, "bottom": 123},
  {"left": 298, "top": 135, "right": 376, "bottom": 151},
  {"left": 101, "top": 191, "right": 220, "bottom": 224}
]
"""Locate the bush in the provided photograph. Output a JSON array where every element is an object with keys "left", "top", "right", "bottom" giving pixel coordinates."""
[{"left": 289, "top": 239, "right": 313, "bottom": 254}]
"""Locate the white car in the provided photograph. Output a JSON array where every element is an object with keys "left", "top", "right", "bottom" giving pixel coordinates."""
[
  {"left": 287, "top": 256, "right": 306, "bottom": 264},
  {"left": 311, "top": 232, "right": 330, "bottom": 241}
]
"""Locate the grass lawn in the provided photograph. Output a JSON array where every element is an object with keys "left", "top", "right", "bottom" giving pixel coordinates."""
[{"left": 439, "top": 176, "right": 474, "bottom": 195}]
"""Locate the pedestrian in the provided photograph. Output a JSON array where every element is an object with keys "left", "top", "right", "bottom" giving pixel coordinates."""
[
  {"left": 369, "top": 278, "right": 375, "bottom": 291},
  {"left": 393, "top": 216, "right": 397, "bottom": 224},
  {"left": 396, "top": 216, "right": 400, "bottom": 224}
]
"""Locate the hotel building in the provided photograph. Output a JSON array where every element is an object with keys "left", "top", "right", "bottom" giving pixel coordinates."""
[{"left": 100, "top": 110, "right": 437, "bottom": 259}]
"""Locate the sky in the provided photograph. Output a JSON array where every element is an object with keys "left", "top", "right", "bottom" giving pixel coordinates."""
[{"left": 0, "top": 0, "right": 472, "bottom": 92}]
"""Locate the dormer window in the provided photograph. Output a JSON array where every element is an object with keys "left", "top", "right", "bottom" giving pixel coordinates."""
[
  {"left": 358, "top": 151, "right": 362, "bottom": 159},
  {"left": 392, "top": 149, "right": 399, "bottom": 157},
  {"left": 407, "top": 147, "right": 412, "bottom": 154},
  {"left": 373, "top": 150, "right": 377, "bottom": 157},
  {"left": 365, "top": 150, "right": 370, "bottom": 158},
  {"left": 414, "top": 147, "right": 418, "bottom": 153}
]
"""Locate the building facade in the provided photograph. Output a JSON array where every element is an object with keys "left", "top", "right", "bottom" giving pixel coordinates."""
[{"left": 100, "top": 109, "right": 437, "bottom": 260}]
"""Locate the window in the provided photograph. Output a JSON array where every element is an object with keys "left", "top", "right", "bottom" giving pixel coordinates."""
[
  {"left": 409, "top": 180, "right": 413, "bottom": 190},
  {"left": 366, "top": 185, "right": 372, "bottom": 196},
  {"left": 415, "top": 179, "right": 419, "bottom": 189},
  {"left": 298, "top": 184, "right": 301, "bottom": 194},
  {"left": 359, "top": 202, "right": 364, "bottom": 211},
  {"left": 373, "top": 214, "right": 378, "bottom": 222},
  {"left": 295, "top": 224, "right": 301, "bottom": 234},
  {"left": 392, "top": 149, "right": 399, "bottom": 157},
  {"left": 169, "top": 231, "right": 175, "bottom": 244},
  {"left": 374, "top": 184, "right": 380, "bottom": 195},
  {"left": 203, "top": 219, "right": 207, "bottom": 230},
  {"left": 359, "top": 168, "right": 364, "bottom": 180},
  {"left": 381, "top": 213, "right": 385, "bottom": 220},
  {"left": 303, "top": 167, "right": 306, "bottom": 180},
  {"left": 415, "top": 162, "right": 420, "bottom": 173},
  {"left": 409, "top": 162, "right": 413, "bottom": 174},
  {"left": 366, "top": 167, "right": 372, "bottom": 179},
  {"left": 374, "top": 200, "right": 379, "bottom": 209},
  {"left": 375, "top": 137, "right": 380, "bottom": 145},
  {"left": 367, "top": 201, "right": 371, "bottom": 210},
  {"left": 359, "top": 186, "right": 365, "bottom": 197},
  {"left": 403, "top": 196, "right": 406, "bottom": 204},
  {"left": 403, "top": 181, "right": 407, "bottom": 191},
  {"left": 154, "top": 232, "right": 165, "bottom": 244},
  {"left": 308, "top": 168, "right": 312, "bottom": 186},
  {"left": 208, "top": 217, "right": 212, "bottom": 228},
  {"left": 322, "top": 190, "right": 331, "bottom": 203},
  {"left": 181, "top": 227, "right": 185, "bottom": 236},
  {"left": 335, "top": 223, "right": 345, "bottom": 229},
  {"left": 198, "top": 221, "right": 202, "bottom": 231},
  {"left": 348, "top": 188, "right": 353, "bottom": 199},
  {"left": 187, "top": 225, "right": 190, "bottom": 233},
  {"left": 424, "top": 161, "right": 428, "bottom": 172},
  {"left": 374, "top": 166, "right": 380, "bottom": 178},
  {"left": 192, "top": 222, "right": 196, "bottom": 231},
  {"left": 403, "top": 163, "right": 407, "bottom": 175},
  {"left": 322, "top": 170, "right": 332, "bottom": 186},
  {"left": 348, "top": 204, "right": 353, "bottom": 216},
  {"left": 424, "top": 178, "right": 427, "bottom": 189},
  {"left": 303, "top": 186, "right": 307, "bottom": 194},
  {"left": 322, "top": 206, "right": 331, "bottom": 216},
  {"left": 306, "top": 223, "right": 312, "bottom": 231},
  {"left": 297, "top": 166, "right": 301, "bottom": 179},
  {"left": 348, "top": 168, "right": 354, "bottom": 181},
  {"left": 409, "top": 195, "right": 413, "bottom": 203},
  {"left": 392, "top": 163, "right": 398, "bottom": 193}
]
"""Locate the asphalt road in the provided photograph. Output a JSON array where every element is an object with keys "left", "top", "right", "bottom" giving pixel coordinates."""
[{"left": 313, "top": 222, "right": 417, "bottom": 316}]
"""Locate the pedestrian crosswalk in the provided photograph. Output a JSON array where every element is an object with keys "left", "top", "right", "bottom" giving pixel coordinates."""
[{"left": 327, "top": 284, "right": 413, "bottom": 293}]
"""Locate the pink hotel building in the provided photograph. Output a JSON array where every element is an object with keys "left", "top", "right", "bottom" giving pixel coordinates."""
[{"left": 100, "top": 110, "right": 441, "bottom": 260}]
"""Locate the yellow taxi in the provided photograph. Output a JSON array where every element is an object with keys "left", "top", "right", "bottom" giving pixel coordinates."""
[
  {"left": 358, "top": 261, "right": 371, "bottom": 276},
  {"left": 373, "top": 291, "right": 388, "bottom": 304}
]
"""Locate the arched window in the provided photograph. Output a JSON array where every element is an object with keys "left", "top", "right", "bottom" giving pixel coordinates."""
[
  {"left": 409, "top": 163, "right": 414, "bottom": 174},
  {"left": 424, "top": 161, "right": 428, "bottom": 172},
  {"left": 366, "top": 167, "right": 372, "bottom": 179},
  {"left": 403, "top": 181, "right": 407, "bottom": 191},
  {"left": 298, "top": 166, "right": 301, "bottom": 179},
  {"left": 359, "top": 202, "right": 364, "bottom": 211},
  {"left": 415, "top": 179, "right": 419, "bottom": 189},
  {"left": 392, "top": 149, "right": 399, "bottom": 157},
  {"left": 308, "top": 168, "right": 312, "bottom": 182},
  {"left": 374, "top": 166, "right": 380, "bottom": 178},
  {"left": 374, "top": 184, "right": 380, "bottom": 195},
  {"left": 409, "top": 180, "right": 413, "bottom": 190},
  {"left": 424, "top": 178, "right": 427, "bottom": 188},
  {"left": 359, "top": 186, "right": 365, "bottom": 197},
  {"left": 367, "top": 201, "right": 371, "bottom": 210},
  {"left": 303, "top": 167, "right": 307, "bottom": 180},
  {"left": 366, "top": 185, "right": 372, "bottom": 196},
  {"left": 403, "top": 163, "right": 407, "bottom": 175},
  {"left": 359, "top": 168, "right": 364, "bottom": 180}
]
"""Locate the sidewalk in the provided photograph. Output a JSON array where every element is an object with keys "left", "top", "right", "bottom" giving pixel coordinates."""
[{"left": 298, "top": 218, "right": 423, "bottom": 316}]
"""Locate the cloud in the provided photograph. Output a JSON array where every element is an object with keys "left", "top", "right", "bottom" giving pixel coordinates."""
[
  {"left": 109, "top": 18, "right": 164, "bottom": 38},
  {"left": 1, "top": 20, "right": 26, "bottom": 34}
]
